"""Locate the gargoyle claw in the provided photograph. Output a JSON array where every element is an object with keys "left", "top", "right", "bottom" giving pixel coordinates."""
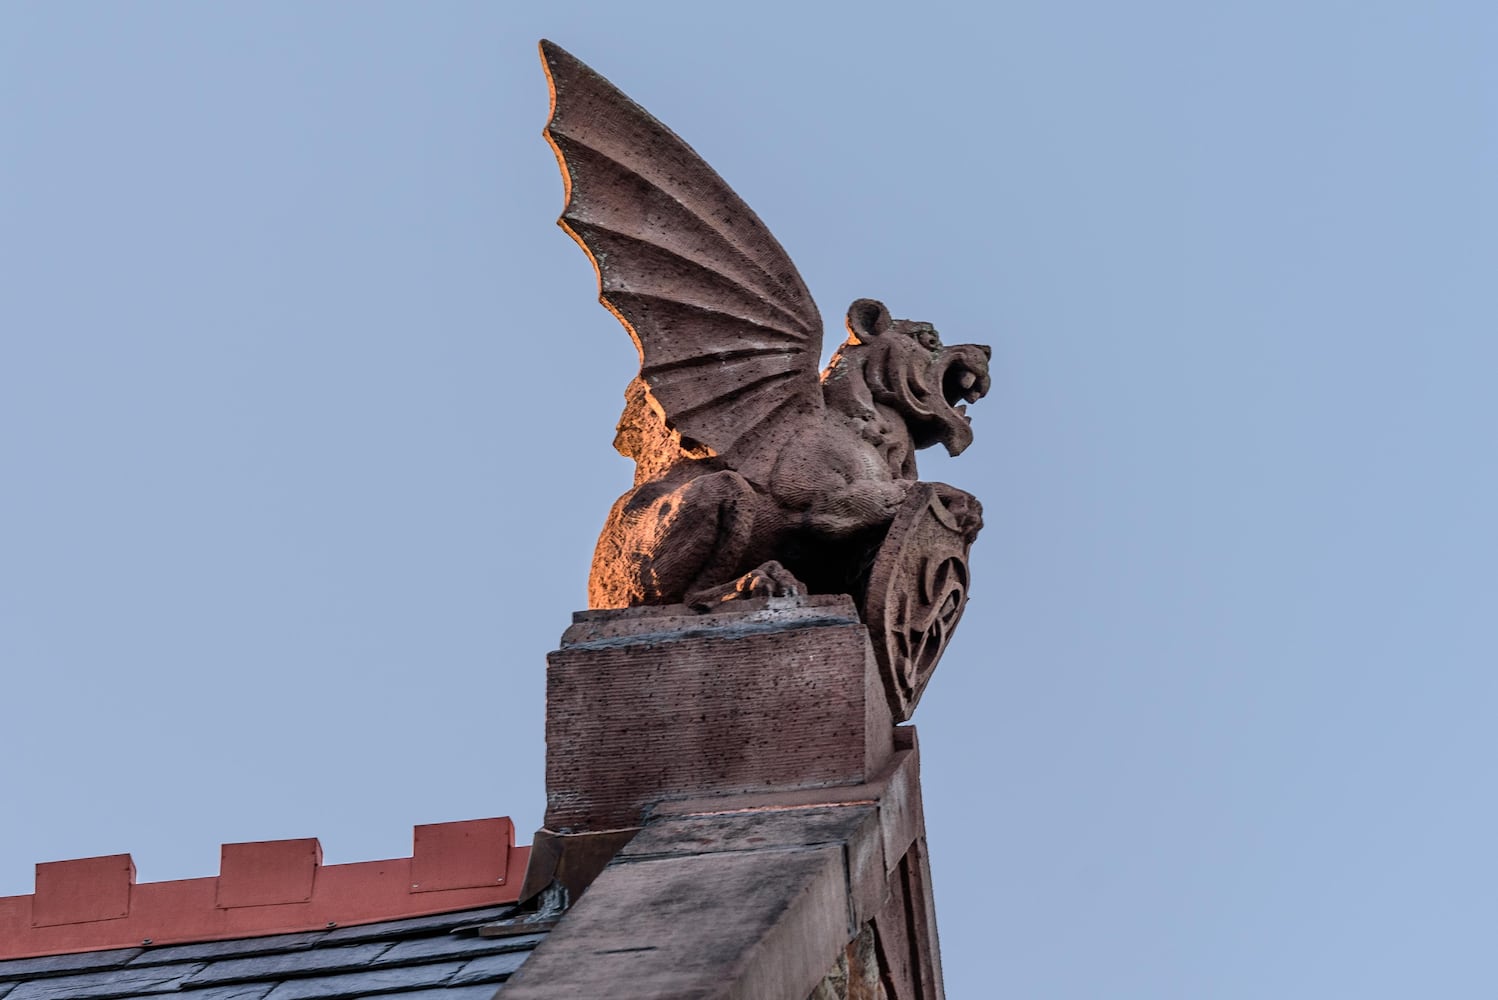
[{"left": 687, "top": 561, "right": 807, "bottom": 612}]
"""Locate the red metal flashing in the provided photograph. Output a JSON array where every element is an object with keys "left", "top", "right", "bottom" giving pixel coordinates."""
[
  {"left": 411, "top": 819, "right": 510, "bottom": 893},
  {"left": 217, "top": 838, "right": 321, "bottom": 908},
  {"left": 31, "top": 855, "right": 135, "bottom": 928},
  {"left": 0, "top": 817, "right": 528, "bottom": 960}
]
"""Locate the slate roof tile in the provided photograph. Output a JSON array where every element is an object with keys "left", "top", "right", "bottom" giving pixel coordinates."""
[
  {"left": 181, "top": 942, "right": 395, "bottom": 987},
  {"left": 3, "top": 962, "right": 204, "bottom": 1000},
  {"left": 371, "top": 931, "right": 539, "bottom": 967},
  {"left": 316, "top": 906, "right": 516, "bottom": 945},
  {"left": 0, "top": 904, "right": 541, "bottom": 1000},
  {"left": 128, "top": 934, "right": 327, "bottom": 967},
  {"left": 446, "top": 950, "right": 531, "bottom": 985},
  {"left": 0, "top": 948, "right": 144, "bottom": 980},
  {"left": 375, "top": 987, "right": 507, "bottom": 1000},
  {"left": 177, "top": 985, "right": 275, "bottom": 1000},
  {"left": 258, "top": 963, "right": 455, "bottom": 1000}
]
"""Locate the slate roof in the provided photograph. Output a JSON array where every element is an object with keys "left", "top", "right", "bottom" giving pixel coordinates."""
[{"left": 0, "top": 904, "right": 549, "bottom": 1000}]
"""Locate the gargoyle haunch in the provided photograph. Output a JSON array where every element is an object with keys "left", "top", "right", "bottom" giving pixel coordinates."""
[{"left": 541, "top": 42, "right": 990, "bottom": 711}]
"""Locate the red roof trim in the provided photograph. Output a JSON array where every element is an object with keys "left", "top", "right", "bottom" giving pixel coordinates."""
[{"left": 0, "top": 818, "right": 528, "bottom": 960}]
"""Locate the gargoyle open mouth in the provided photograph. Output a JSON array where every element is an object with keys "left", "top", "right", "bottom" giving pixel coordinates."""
[{"left": 912, "top": 343, "right": 992, "bottom": 455}]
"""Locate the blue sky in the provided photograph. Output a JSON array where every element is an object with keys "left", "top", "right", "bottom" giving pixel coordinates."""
[{"left": 2, "top": 3, "right": 1495, "bottom": 996}]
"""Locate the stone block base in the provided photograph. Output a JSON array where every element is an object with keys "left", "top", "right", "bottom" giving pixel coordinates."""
[{"left": 542, "top": 595, "right": 894, "bottom": 833}]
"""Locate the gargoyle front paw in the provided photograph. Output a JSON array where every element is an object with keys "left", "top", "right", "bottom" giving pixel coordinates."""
[{"left": 687, "top": 560, "right": 807, "bottom": 611}]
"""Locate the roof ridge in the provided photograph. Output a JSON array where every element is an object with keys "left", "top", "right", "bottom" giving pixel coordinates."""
[{"left": 0, "top": 818, "right": 529, "bottom": 961}]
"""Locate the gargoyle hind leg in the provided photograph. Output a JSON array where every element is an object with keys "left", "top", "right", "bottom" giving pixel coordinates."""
[{"left": 589, "top": 470, "right": 800, "bottom": 609}]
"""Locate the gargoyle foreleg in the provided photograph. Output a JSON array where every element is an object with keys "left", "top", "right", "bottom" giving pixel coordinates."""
[{"left": 801, "top": 479, "right": 913, "bottom": 538}]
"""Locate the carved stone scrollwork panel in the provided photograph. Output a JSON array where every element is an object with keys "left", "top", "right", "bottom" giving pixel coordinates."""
[{"left": 862, "top": 484, "right": 982, "bottom": 722}]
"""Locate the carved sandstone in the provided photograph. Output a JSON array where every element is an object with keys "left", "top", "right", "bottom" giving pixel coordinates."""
[{"left": 541, "top": 42, "right": 990, "bottom": 718}]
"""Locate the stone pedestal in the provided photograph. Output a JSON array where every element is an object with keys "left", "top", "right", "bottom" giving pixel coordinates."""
[
  {"left": 512, "top": 596, "right": 943, "bottom": 999},
  {"left": 542, "top": 595, "right": 894, "bottom": 834}
]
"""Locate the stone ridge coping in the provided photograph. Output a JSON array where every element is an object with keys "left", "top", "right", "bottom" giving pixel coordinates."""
[
  {"left": 0, "top": 817, "right": 529, "bottom": 961},
  {"left": 502, "top": 727, "right": 941, "bottom": 1000}
]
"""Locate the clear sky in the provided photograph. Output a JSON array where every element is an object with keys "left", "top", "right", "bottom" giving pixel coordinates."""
[{"left": 2, "top": 2, "right": 1495, "bottom": 997}]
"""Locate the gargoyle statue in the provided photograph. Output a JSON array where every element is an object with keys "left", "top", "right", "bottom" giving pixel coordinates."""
[{"left": 541, "top": 41, "right": 991, "bottom": 625}]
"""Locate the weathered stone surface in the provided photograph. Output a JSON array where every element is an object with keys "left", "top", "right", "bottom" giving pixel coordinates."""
[
  {"left": 873, "top": 840, "right": 945, "bottom": 1000},
  {"left": 560, "top": 594, "right": 859, "bottom": 647},
  {"left": 543, "top": 600, "right": 894, "bottom": 833},
  {"left": 507, "top": 762, "right": 946, "bottom": 1000},
  {"left": 502, "top": 847, "right": 849, "bottom": 1000},
  {"left": 620, "top": 804, "right": 879, "bottom": 865},
  {"left": 809, "top": 923, "right": 887, "bottom": 1000},
  {"left": 869, "top": 731, "right": 925, "bottom": 882},
  {"left": 645, "top": 725, "right": 924, "bottom": 930},
  {"left": 541, "top": 41, "right": 987, "bottom": 718}
]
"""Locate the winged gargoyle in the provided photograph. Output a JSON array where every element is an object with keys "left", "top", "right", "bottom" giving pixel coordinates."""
[{"left": 541, "top": 41, "right": 991, "bottom": 622}]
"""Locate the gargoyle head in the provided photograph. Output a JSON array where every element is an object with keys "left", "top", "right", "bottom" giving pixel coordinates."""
[{"left": 824, "top": 298, "right": 992, "bottom": 455}]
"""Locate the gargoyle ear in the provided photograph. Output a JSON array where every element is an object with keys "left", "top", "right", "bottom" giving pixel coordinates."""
[{"left": 846, "top": 298, "right": 892, "bottom": 342}]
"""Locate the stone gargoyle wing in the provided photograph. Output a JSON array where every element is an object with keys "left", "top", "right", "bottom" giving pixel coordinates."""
[{"left": 540, "top": 40, "right": 825, "bottom": 484}]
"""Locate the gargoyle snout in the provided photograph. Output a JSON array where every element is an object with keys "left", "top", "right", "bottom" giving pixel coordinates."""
[{"left": 939, "top": 343, "right": 992, "bottom": 407}]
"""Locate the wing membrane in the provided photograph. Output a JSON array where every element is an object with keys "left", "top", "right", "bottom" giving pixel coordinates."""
[{"left": 541, "top": 41, "right": 824, "bottom": 478}]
